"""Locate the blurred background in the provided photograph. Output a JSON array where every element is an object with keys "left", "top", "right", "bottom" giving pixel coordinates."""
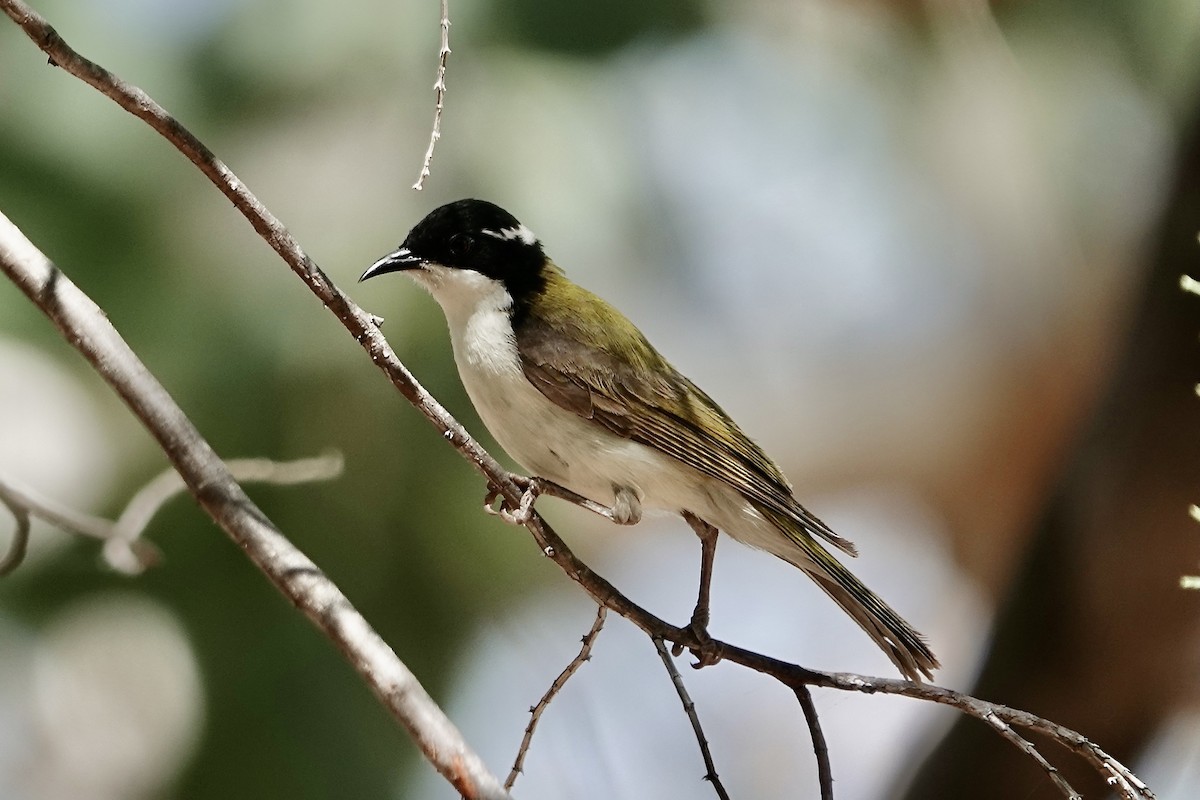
[{"left": 2, "top": 0, "right": 1199, "bottom": 797}]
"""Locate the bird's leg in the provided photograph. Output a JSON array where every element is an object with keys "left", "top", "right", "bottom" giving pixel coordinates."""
[
  {"left": 539, "top": 480, "right": 640, "bottom": 524},
  {"left": 484, "top": 476, "right": 643, "bottom": 527},
  {"left": 536, "top": 481, "right": 641, "bottom": 525},
  {"left": 676, "top": 511, "right": 722, "bottom": 668},
  {"left": 486, "top": 475, "right": 645, "bottom": 526}
]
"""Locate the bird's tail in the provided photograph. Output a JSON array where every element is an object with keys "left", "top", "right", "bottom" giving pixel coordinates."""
[{"left": 756, "top": 505, "right": 939, "bottom": 682}]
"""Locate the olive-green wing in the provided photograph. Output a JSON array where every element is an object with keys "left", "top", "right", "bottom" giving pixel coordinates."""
[{"left": 516, "top": 315, "right": 857, "bottom": 556}]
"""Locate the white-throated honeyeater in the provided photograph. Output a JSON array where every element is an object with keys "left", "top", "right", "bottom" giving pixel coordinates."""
[{"left": 360, "top": 199, "right": 938, "bottom": 681}]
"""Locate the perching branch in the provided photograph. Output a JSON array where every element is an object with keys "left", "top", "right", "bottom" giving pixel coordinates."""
[
  {"left": 0, "top": 211, "right": 511, "bottom": 800},
  {"left": 0, "top": 453, "right": 343, "bottom": 575},
  {"left": 0, "top": 3, "right": 1157, "bottom": 798},
  {"left": 412, "top": 0, "right": 451, "bottom": 191},
  {"left": 506, "top": 605, "right": 607, "bottom": 791},
  {"left": 652, "top": 637, "right": 731, "bottom": 800}
]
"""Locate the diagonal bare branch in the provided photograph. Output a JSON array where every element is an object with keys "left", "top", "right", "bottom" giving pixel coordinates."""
[
  {"left": 506, "top": 605, "right": 607, "bottom": 790},
  {"left": 653, "top": 637, "right": 731, "bottom": 800},
  {"left": 794, "top": 687, "right": 833, "bottom": 800},
  {"left": 0, "top": 210, "right": 510, "bottom": 800}
]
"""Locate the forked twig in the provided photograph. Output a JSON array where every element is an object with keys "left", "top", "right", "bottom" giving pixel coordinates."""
[
  {"left": 0, "top": 453, "right": 344, "bottom": 575},
  {"left": 505, "top": 605, "right": 607, "bottom": 790},
  {"left": 412, "top": 0, "right": 450, "bottom": 191},
  {"left": 981, "top": 711, "right": 1079, "bottom": 799},
  {"left": 653, "top": 637, "right": 732, "bottom": 800}
]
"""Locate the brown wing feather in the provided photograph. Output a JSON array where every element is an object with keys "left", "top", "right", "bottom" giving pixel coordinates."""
[{"left": 515, "top": 277, "right": 857, "bottom": 556}]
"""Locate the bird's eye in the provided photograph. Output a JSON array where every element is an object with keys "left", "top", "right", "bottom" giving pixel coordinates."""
[{"left": 448, "top": 233, "right": 474, "bottom": 258}]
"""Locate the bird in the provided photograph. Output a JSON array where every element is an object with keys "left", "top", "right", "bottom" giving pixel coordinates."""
[{"left": 360, "top": 198, "right": 938, "bottom": 681}]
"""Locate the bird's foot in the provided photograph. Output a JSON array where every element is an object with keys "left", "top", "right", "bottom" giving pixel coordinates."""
[
  {"left": 483, "top": 476, "right": 541, "bottom": 525},
  {"left": 672, "top": 609, "right": 722, "bottom": 669}
]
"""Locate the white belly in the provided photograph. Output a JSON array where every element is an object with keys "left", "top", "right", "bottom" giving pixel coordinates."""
[
  {"left": 460, "top": 360, "right": 799, "bottom": 565},
  {"left": 441, "top": 296, "right": 698, "bottom": 514},
  {"left": 458, "top": 348, "right": 688, "bottom": 508}
]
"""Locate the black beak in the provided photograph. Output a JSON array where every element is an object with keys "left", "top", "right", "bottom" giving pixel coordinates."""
[{"left": 359, "top": 247, "right": 425, "bottom": 282}]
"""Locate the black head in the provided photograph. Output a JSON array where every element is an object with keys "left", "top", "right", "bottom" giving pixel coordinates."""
[{"left": 360, "top": 199, "right": 548, "bottom": 301}]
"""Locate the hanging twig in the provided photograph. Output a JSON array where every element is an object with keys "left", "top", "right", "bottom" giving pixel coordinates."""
[{"left": 412, "top": 0, "right": 450, "bottom": 191}]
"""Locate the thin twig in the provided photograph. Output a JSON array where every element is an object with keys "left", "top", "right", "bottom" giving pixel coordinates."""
[
  {"left": 812, "top": 672, "right": 1152, "bottom": 800},
  {"left": 982, "top": 711, "right": 1080, "bottom": 799},
  {"left": 0, "top": 479, "right": 114, "bottom": 541},
  {"left": 652, "top": 637, "right": 732, "bottom": 800},
  {"left": 505, "top": 605, "right": 607, "bottom": 791},
  {"left": 107, "top": 452, "right": 344, "bottom": 571},
  {"left": 0, "top": 491, "right": 31, "bottom": 577},
  {"left": 412, "top": 0, "right": 450, "bottom": 191},
  {"left": 0, "top": 453, "right": 343, "bottom": 575},
  {"left": 794, "top": 687, "right": 833, "bottom": 800},
  {"left": 0, "top": 7, "right": 1157, "bottom": 798}
]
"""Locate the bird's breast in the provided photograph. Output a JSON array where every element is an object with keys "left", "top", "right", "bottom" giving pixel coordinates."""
[
  {"left": 445, "top": 303, "right": 746, "bottom": 526},
  {"left": 448, "top": 306, "right": 569, "bottom": 474}
]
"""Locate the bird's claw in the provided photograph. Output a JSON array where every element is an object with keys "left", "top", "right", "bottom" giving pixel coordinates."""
[
  {"left": 483, "top": 477, "right": 540, "bottom": 525},
  {"left": 671, "top": 614, "right": 721, "bottom": 669}
]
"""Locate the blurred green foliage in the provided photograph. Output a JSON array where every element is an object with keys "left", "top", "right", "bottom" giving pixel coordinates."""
[{"left": 484, "top": 0, "right": 706, "bottom": 56}]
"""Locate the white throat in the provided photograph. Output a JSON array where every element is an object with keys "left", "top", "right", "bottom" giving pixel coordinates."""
[{"left": 408, "top": 264, "right": 522, "bottom": 378}]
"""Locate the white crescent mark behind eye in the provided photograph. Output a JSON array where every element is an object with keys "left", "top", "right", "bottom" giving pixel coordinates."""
[{"left": 480, "top": 224, "right": 537, "bottom": 246}]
